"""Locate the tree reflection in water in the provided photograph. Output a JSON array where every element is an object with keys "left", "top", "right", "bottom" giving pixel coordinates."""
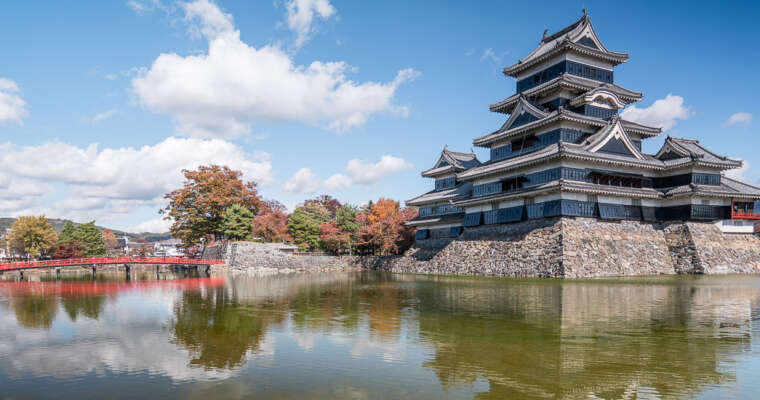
[
  {"left": 170, "top": 287, "right": 286, "bottom": 370},
  {"left": 61, "top": 294, "right": 107, "bottom": 321},
  {"left": 11, "top": 295, "right": 58, "bottom": 329}
]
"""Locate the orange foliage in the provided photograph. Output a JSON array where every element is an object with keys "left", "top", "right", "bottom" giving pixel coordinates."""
[{"left": 162, "top": 165, "right": 263, "bottom": 246}]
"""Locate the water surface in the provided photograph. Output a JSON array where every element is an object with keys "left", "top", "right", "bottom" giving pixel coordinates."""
[{"left": 1, "top": 271, "right": 759, "bottom": 399}]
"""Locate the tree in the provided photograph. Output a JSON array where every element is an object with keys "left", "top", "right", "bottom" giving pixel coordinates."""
[
  {"left": 162, "top": 165, "right": 263, "bottom": 247},
  {"left": 7, "top": 216, "right": 58, "bottom": 259},
  {"left": 320, "top": 223, "right": 351, "bottom": 254},
  {"left": 356, "top": 199, "right": 417, "bottom": 255},
  {"left": 221, "top": 204, "right": 254, "bottom": 240},
  {"left": 58, "top": 220, "right": 77, "bottom": 244},
  {"left": 287, "top": 202, "right": 331, "bottom": 251},
  {"left": 252, "top": 209, "right": 292, "bottom": 243},
  {"left": 53, "top": 240, "right": 86, "bottom": 259},
  {"left": 72, "top": 221, "right": 107, "bottom": 257},
  {"left": 336, "top": 204, "right": 359, "bottom": 233},
  {"left": 102, "top": 229, "right": 119, "bottom": 254},
  {"left": 305, "top": 195, "right": 342, "bottom": 217}
]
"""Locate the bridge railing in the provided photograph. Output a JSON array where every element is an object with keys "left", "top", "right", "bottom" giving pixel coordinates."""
[{"left": 0, "top": 256, "right": 225, "bottom": 271}]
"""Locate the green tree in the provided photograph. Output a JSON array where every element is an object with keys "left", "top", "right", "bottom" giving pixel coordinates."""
[
  {"left": 7, "top": 216, "right": 58, "bottom": 259},
  {"left": 287, "top": 202, "right": 331, "bottom": 251},
  {"left": 58, "top": 220, "right": 77, "bottom": 243},
  {"left": 336, "top": 205, "right": 359, "bottom": 231},
  {"left": 72, "top": 221, "right": 107, "bottom": 257},
  {"left": 162, "top": 165, "right": 263, "bottom": 247},
  {"left": 221, "top": 203, "right": 255, "bottom": 240}
]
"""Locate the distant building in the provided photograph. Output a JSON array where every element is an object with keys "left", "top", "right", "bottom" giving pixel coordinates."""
[
  {"left": 407, "top": 11, "right": 760, "bottom": 240},
  {"left": 153, "top": 239, "right": 183, "bottom": 257}
]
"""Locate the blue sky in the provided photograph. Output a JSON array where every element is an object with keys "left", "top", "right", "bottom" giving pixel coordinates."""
[{"left": 0, "top": 0, "right": 757, "bottom": 232}]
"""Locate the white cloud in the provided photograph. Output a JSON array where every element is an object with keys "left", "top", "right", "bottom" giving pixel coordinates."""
[
  {"left": 281, "top": 155, "right": 413, "bottom": 194},
  {"left": 92, "top": 109, "right": 119, "bottom": 123},
  {"left": 345, "top": 155, "right": 413, "bottom": 185},
  {"left": 725, "top": 160, "right": 750, "bottom": 182},
  {"left": 0, "top": 77, "right": 28, "bottom": 126},
  {"left": 126, "top": 0, "right": 167, "bottom": 15},
  {"left": 0, "top": 137, "right": 273, "bottom": 223},
  {"left": 620, "top": 94, "right": 692, "bottom": 132},
  {"left": 723, "top": 112, "right": 752, "bottom": 127},
  {"left": 481, "top": 48, "right": 500, "bottom": 63},
  {"left": 281, "top": 167, "right": 322, "bottom": 194},
  {"left": 284, "top": 0, "right": 336, "bottom": 49},
  {"left": 131, "top": 0, "right": 418, "bottom": 138},
  {"left": 130, "top": 217, "right": 173, "bottom": 233}
]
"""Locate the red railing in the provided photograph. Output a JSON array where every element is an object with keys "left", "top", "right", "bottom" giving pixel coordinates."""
[
  {"left": 0, "top": 257, "right": 225, "bottom": 272},
  {"left": 731, "top": 211, "right": 760, "bottom": 220}
]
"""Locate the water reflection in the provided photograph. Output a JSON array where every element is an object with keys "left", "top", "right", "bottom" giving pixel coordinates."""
[
  {"left": 0, "top": 272, "right": 758, "bottom": 399},
  {"left": 171, "top": 287, "right": 286, "bottom": 370}
]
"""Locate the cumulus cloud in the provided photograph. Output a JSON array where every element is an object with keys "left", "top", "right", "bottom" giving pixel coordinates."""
[
  {"left": 723, "top": 112, "right": 752, "bottom": 127},
  {"left": 281, "top": 155, "right": 413, "bottom": 194},
  {"left": 725, "top": 160, "right": 751, "bottom": 182},
  {"left": 620, "top": 94, "right": 692, "bottom": 131},
  {"left": 0, "top": 137, "right": 272, "bottom": 223},
  {"left": 130, "top": 217, "right": 173, "bottom": 233},
  {"left": 132, "top": 0, "right": 418, "bottom": 138},
  {"left": 0, "top": 77, "right": 28, "bottom": 125},
  {"left": 284, "top": 0, "right": 336, "bottom": 49},
  {"left": 281, "top": 167, "right": 323, "bottom": 194}
]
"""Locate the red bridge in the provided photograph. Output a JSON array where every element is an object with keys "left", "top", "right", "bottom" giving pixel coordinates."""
[{"left": 0, "top": 257, "right": 225, "bottom": 273}]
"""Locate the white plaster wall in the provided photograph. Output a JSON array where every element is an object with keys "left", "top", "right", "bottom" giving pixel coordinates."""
[
  {"left": 560, "top": 192, "right": 588, "bottom": 201},
  {"left": 499, "top": 199, "right": 525, "bottom": 208},
  {"left": 597, "top": 195, "right": 632, "bottom": 205}
]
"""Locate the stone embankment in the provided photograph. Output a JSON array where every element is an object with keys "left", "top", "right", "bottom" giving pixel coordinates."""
[
  {"left": 356, "top": 218, "right": 760, "bottom": 278},
  {"left": 210, "top": 242, "right": 357, "bottom": 274},
  {"left": 209, "top": 218, "right": 760, "bottom": 278}
]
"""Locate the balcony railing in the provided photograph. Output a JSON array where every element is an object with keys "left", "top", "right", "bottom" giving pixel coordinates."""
[{"left": 732, "top": 210, "right": 760, "bottom": 220}]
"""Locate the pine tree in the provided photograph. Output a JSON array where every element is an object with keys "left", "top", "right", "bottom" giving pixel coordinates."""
[
  {"left": 287, "top": 203, "right": 330, "bottom": 251},
  {"left": 72, "top": 221, "right": 107, "bottom": 257},
  {"left": 221, "top": 204, "right": 255, "bottom": 240},
  {"left": 58, "top": 220, "right": 77, "bottom": 243}
]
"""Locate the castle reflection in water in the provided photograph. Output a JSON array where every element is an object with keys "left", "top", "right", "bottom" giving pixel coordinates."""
[{"left": 0, "top": 272, "right": 758, "bottom": 399}]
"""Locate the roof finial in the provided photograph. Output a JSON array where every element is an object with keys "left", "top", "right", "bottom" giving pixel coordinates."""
[
  {"left": 471, "top": 147, "right": 475, "bottom": 154},
  {"left": 542, "top": 29, "right": 548, "bottom": 39},
  {"left": 582, "top": 8, "right": 588, "bottom": 17}
]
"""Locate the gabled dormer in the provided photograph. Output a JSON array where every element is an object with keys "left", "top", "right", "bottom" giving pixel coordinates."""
[
  {"left": 655, "top": 137, "right": 743, "bottom": 169},
  {"left": 498, "top": 96, "right": 548, "bottom": 132},
  {"left": 421, "top": 147, "right": 481, "bottom": 180},
  {"left": 582, "top": 117, "right": 645, "bottom": 160}
]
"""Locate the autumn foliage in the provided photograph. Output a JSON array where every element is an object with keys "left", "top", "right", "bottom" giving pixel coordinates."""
[
  {"left": 162, "top": 165, "right": 263, "bottom": 247},
  {"left": 158, "top": 165, "right": 418, "bottom": 256}
]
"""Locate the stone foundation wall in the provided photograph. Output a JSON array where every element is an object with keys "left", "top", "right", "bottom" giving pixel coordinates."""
[
  {"left": 211, "top": 242, "right": 356, "bottom": 274},
  {"left": 210, "top": 219, "right": 760, "bottom": 278},
  {"left": 561, "top": 218, "right": 675, "bottom": 278},
  {"left": 360, "top": 218, "right": 760, "bottom": 278},
  {"left": 356, "top": 218, "right": 564, "bottom": 277}
]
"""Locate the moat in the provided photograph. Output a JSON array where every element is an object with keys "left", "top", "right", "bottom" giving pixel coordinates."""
[{"left": 1, "top": 271, "right": 760, "bottom": 399}]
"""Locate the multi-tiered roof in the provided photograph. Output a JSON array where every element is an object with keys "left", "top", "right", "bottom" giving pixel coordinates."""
[{"left": 407, "top": 11, "right": 760, "bottom": 233}]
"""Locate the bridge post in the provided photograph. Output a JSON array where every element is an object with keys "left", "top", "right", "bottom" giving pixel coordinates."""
[
  {"left": 19, "top": 270, "right": 23, "bottom": 281},
  {"left": 125, "top": 264, "right": 131, "bottom": 280},
  {"left": 56, "top": 268, "right": 61, "bottom": 280},
  {"left": 91, "top": 265, "right": 97, "bottom": 280},
  {"left": 156, "top": 265, "right": 160, "bottom": 280}
]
